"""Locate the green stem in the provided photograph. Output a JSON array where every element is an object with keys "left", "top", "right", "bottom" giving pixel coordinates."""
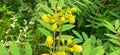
[
  {"left": 57, "top": 23, "right": 62, "bottom": 51},
  {"left": 53, "top": 31, "right": 56, "bottom": 52},
  {"left": 64, "top": 0, "right": 69, "bottom": 14}
]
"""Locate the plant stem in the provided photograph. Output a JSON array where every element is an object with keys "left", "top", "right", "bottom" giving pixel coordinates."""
[
  {"left": 53, "top": 31, "right": 56, "bottom": 52},
  {"left": 57, "top": 23, "right": 62, "bottom": 51}
]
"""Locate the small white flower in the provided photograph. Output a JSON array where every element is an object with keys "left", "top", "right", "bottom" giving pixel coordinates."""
[
  {"left": 1, "top": 40, "right": 4, "bottom": 43},
  {"left": 15, "top": 40, "right": 20, "bottom": 43},
  {"left": 24, "top": 34, "right": 27, "bottom": 37},
  {"left": 11, "top": 24, "right": 15, "bottom": 28},
  {"left": 29, "top": 21, "right": 34, "bottom": 25},
  {"left": 20, "top": 29, "right": 22, "bottom": 32}
]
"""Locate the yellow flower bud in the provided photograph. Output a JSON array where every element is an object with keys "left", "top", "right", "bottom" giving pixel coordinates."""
[
  {"left": 68, "top": 16, "right": 75, "bottom": 24},
  {"left": 67, "top": 39, "right": 72, "bottom": 45},
  {"left": 53, "top": 13, "right": 59, "bottom": 19},
  {"left": 57, "top": 7, "right": 62, "bottom": 11},
  {"left": 41, "top": 14, "right": 50, "bottom": 23},
  {"left": 52, "top": 23, "right": 57, "bottom": 32},
  {"left": 52, "top": 53, "right": 57, "bottom": 55},
  {"left": 70, "top": 7, "right": 77, "bottom": 12},
  {"left": 65, "top": 13, "right": 69, "bottom": 20},
  {"left": 45, "top": 36, "right": 53, "bottom": 46},
  {"left": 61, "top": 39, "right": 65, "bottom": 44},
  {"left": 69, "top": 48, "right": 73, "bottom": 52},
  {"left": 50, "top": 19, "right": 57, "bottom": 24},
  {"left": 41, "top": 53, "right": 49, "bottom": 55},
  {"left": 72, "top": 44, "right": 82, "bottom": 52},
  {"left": 67, "top": 11, "right": 72, "bottom": 15},
  {"left": 60, "top": 16, "right": 65, "bottom": 23},
  {"left": 56, "top": 51, "right": 67, "bottom": 55},
  {"left": 47, "top": 14, "right": 52, "bottom": 18}
]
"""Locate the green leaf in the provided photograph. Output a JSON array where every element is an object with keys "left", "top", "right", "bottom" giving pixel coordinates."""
[
  {"left": 10, "top": 42, "right": 19, "bottom": 55},
  {"left": 72, "top": 30, "right": 83, "bottom": 42},
  {"left": 91, "top": 46, "right": 103, "bottom": 55},
  {"left": 103, "top": 20, "right": 116, "bottom": 33},
  {"left": 115, "top": 20, "right": 119, "bottom": 29},
  {"left": 109, "top": 11, "right": 120, "bottom": 19},
  {"left": 83, "top": 39, "right": 91, "bottom": 49},
  {"left": 82, "top": 32, "right": 88, "bottom": 41},
  {"left": 40, "top": 4, "right": 54, "bottom": 15},
  {"left": 49, "top": 0, "right": 56, "bottom": 9},
  {"left": 73, "top": 52, "right": 81, "bottom": 55},
  {"left": 57, "top": 24, "right": 75, "bottom": 32},
  {"left": 25, "top": 43, "right": 32, "bottom": 55},
  {"left": 104, "top": 33, "right": 119, "bottom": 39},
  {"left": 37, "top": 19, "right": 51, "bottom": 30},
  {"left": 0, "top": 43, "right": 8, "bottom": 55},
  {"left": 109, "top": 39, "right": 120, "bottom": 46},
  {"left": 38, "top": 27, "right": 52, "bottom": 36},
  {"left": 57, "top": 0, "right": 64, "bottom": 7},
  {"left": 97, "top": 39, "right": 102, "bottom": 46},
  {"left": 109, "top": 50, "right": 120, "bottom": 55},
  {"left": 82, "top": 40, "right": 91, "bottom": 55},
  {"left": 72, "top": 38, "right": 82, "bottom": 44},
  {"left": 96, "top": 49, "right": 105, "bottom": 55},
  {"left": 90, "top": 35, "right": 96, "bottom": 44},
  {"left": 117, "top": 28, "right": 120, "bottom": 33},
  {"left": 57, "top": 35, "right": 74, "bottom": 40}
]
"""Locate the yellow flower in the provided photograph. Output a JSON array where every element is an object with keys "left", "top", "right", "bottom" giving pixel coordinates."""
[
  {"left": 67, "top": 39, "right": 72, "bottom": 45},
  {"left": 52, "top": 23, "right": 57, "bottom": 32},
  {"left": 41, "top": 53, "right": 49, "bottom": 55},
  {"left": 68, "top": 15, "right": 75, "bottom": 24},
  {"left": 57, "top": 7, "right": 62, "bottom": 11},
  {"left": 53, "top": 13, "right": 59, "bottom": 19},
  {"left": 60, "top": 16, "right": 65, "bottom": 23},
  {"left": 41, "top": 14, "right": 50, "bottom": 23},
  {"left": 69, "top": 48, "right": 73, "bottom": 52},
  {"left": 45, "top": 36, "right": 53, "bottom": 46},
  {"left": 50, "top": 19, "right": 57, "bottom": 24},
  {"left": 61, "top": 39, "right": 65, "bottom": 44},
  {"left": 70, "top": 8, "right": 77, "bottom": 12},
  {"left": 56, "top": 51, "right": 67, "bottom": 55},
  {"left": 72, "top": 44, "right": 82, "bottom": 52}
]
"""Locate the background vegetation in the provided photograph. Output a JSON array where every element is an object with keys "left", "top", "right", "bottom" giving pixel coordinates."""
[{"left": 0, "top": 0, "right": 120, "bottom": 55}]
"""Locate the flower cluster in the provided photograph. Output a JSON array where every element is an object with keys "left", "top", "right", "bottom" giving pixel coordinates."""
[
  {"left": 41, "top": 36, "right": 82, "bottom": 55},
  {"left": 41, "top": 7, "right": 77, "bottom": 32},
  {"left": 41, "top": 5, "right": 82, "bottom": 55}
]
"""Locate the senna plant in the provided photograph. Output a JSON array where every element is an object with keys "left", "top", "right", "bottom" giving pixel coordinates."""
[{"left": 38, "top": 0, "right": 82, "bottom": 55}]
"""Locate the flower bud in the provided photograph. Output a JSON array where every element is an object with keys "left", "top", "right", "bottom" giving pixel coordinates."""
[
  {"left": 69, "top": 48, "right": 73, "bottom": 52},
  {"left": 57, "top": 7, "right": 62, "bottom": 11},
  {"left": 41, "top": 14, "right": 50, "bottom": 23},
  {"left": 70, "top": 7, "right": 77, "bottom": 12},
  {"left": 68, "top": 16, "right": 75, "bottom": 24},
  {"left": 45, "top": 36, "right": 53, "bottom": 46},
  {"left": 61, "top": 39, "right": 65, "bottom": 44},
  {"left": 60, "top": 16, "right": 65, "bottom": 23},
  {"left": 52, "top": 23, "right": 57, "bottom": 32},
  {"left": 67, "top": 39, "right": 72, "bottom": 45},
  {"left": 72, "top": 44, "right": 82, "bottom": 52}
]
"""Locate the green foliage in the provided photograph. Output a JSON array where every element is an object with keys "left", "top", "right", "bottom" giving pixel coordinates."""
[{"left": 0, "top": 0, "right": 120, "bottom": 55}]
